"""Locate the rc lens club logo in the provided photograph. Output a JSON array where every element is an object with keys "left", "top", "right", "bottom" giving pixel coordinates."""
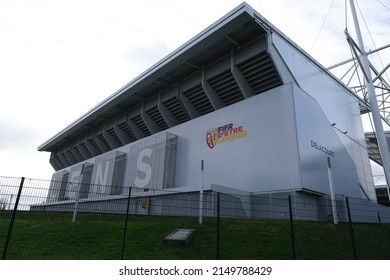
[{"left": 206, "top": 123, "right": 248, "bottom": 149}]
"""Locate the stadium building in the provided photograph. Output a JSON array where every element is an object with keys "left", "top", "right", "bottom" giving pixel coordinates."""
[{"left": 37, "top": 3, "right": 390, "bottom": 221}]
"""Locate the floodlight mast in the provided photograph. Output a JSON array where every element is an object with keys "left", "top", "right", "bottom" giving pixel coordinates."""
[{"left": 348, "top": 0, "right": 390, "bottom": 191}]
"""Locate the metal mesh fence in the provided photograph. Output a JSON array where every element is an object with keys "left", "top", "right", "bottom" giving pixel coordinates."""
[{"left": 1, "top": 176, "right": 390, "bottom": 260}]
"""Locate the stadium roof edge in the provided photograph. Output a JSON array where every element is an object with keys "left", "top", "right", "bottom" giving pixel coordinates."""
[
  {"left": 38, "top": 2, "right": 260, "bottom": 152},
  {"left": 38, "top": 1, "right": 366, "bottom": 153}
]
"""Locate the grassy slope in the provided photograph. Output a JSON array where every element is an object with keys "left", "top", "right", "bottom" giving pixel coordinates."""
[{"left": 1, "top": 211, "right": 390, "bottom": 260}]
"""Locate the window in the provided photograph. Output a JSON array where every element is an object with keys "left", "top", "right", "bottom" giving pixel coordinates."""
[
  {"left": 111, "top": 152, "right": 126, "bottom": 195},
  {"left": 79, "top": 164, "right": 93, "bottom": 199},
  {"left": 58, "top": 172, "right": 69, "bottom": 201}
]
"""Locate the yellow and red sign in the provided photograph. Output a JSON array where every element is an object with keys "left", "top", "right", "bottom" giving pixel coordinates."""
[{"left": 206, "top": 123, "right": 247, "bottom": 149}]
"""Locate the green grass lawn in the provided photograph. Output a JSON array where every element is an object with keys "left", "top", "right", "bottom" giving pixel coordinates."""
[{"left": 1, "top": 211, "right": 390, "bottom": 260}]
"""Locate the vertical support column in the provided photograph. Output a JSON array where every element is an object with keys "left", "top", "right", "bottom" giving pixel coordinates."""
[
  {"left": 94, "top": 134, "right": 110, "bottom": 153},
  {"left": 158, "top": 93, "right": 179, "bottom": 127},
  {"left": 349, "top": 0, "right": 390, "bottom": 193},
  {"left": 49, "top": 154, "right": 63, "bottom": 170},
  {"left": 85, "top": 137, "right": 101, "bottom": 157},
  {"left": 231, "top": 49, "right": 254, "bottom": 98},
  {"left": 201, "top": 69, "right": 224, "bottom": 110},
  {"left": 114, "top": 121, "right": 132, "bottom": 145},
  {"left": 103, "top": 128, "right": 121, "bottom": 149},
  {"left": 63, "top": 149, "right": 77, "bottom": 165},
  {"left": 141, "top": 104, "right": 161, "bottom": 134},
  {"left": 177, "top": 81, "right": 200, "bottom": 120},
  {"left": 58, "top": 151, "right": 71, "bottom": 167},
  {"left": 70, "top": 146, "right": 85, "bottom": 162},
  {"left": 77, "top": 142, "right": 92, "bottom": 160},
  {"left": 127, "top": 118, "right": 146, "bottom": 140}
]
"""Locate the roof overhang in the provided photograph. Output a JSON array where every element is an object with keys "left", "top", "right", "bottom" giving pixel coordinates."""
[
  {"left": 38, "top": 3, "right": 266, "bottom": 152},
  {"left": 38, "top": 1, "right": 368, "bottom": 169}
]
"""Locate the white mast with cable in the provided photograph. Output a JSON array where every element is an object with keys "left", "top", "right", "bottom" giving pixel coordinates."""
[{"left": 348, "top": 0, "right": 390, "bottom": 192}]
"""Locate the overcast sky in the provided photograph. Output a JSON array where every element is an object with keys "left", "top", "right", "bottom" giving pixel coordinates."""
[{"left": 1, "top": 0, "right": 389, "bottom": 180}]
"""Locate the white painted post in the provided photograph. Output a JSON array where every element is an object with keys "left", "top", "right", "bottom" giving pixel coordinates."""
[
  {"left": 72, "top": 164, "right": 84, "bottom": 224},
  {"left": 327, "top": 157, "right": 338, "bottom": 224},
  {"left": 199, "top": 160, "right": 204, "bottom": 224}
]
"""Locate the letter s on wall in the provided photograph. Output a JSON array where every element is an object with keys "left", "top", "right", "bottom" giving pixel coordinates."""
[{"left": 134, "top": 148, "right": 153, "bottom": 188}]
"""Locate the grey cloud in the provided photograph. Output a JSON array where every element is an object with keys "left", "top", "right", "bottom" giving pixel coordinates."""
[
  {"left": 0, "top": 118, "right": 40, "bottom": 151},
  {"left": 121, "top": 41, "right": 172, "bottom": 72}
]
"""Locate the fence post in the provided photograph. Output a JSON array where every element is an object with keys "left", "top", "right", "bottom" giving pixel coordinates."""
[
  {"left": 121, "top": 186, "right": 132, "bottom": 260},
  {"left": 288, "top": 195, "right": 296, "bottom": 260},
  {"left": 216, "top": 192, "right": 220, "bottom": 260},
  {"left": 2, "top": 177, "right": 25, "bottom": 260},
  {"left": 346, "top": 197, "right": 357, "bottom": 260},
  {"left": 72, "top": 183, "right": 81, "bottom": 224},
  {"left": 72, "top": 164, "right": 85, "bottom": 223},
  {"left": 199, "top": 160, "right": 204, "bottom": 224}
]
